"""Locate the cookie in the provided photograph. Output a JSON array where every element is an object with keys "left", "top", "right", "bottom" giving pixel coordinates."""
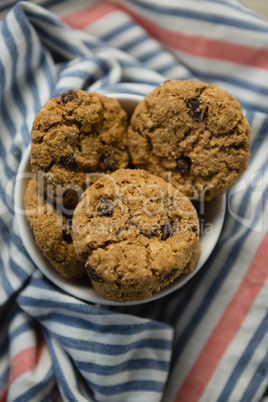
[
  {"left": 92, "top": 240, "right": 200, "bottom": 302},
  {"left": 72, "top": 169, "right": 200, "bottom": 302},
  {"left": 24, "top": 178, "right": 85, "bottom": 279},
  {"left": 128, "top": 80, "right": 251, "bottom": 201},
  {"left": 30, "top": 89, "right": 129, "bottom": 201}
]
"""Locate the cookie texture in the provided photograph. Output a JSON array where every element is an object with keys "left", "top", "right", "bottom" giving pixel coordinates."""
[
  {"left": 24, "top": 178, "right": 85, "bottom": 279},
  {"left": 128, "top": 80, "right": 251, "bottom": 201},
  {"left": 30, "top": 89, "right": 129, "bottom": 200},
  {"left": 72, "top": 169, "right": 200, "bottom": 302}
]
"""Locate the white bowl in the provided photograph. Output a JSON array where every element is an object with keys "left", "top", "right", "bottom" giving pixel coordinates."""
[{"left": 14, "top": 93, "right": 226, "bottom": 306}]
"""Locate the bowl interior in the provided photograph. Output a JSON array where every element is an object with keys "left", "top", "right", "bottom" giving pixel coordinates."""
[{"left": 14, "top": 93, "right": 226, "bottom": 306}]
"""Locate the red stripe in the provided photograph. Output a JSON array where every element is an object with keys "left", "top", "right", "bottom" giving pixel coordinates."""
[
  {"left": 0, "top": 385, "right": 8, "bottom": 402},
  {"left": 62, "top": 1, "right": 120, "bottom": 29},
  {"left": 64, "top": 1, "right": 268, "bottom": 70},
  {"left": 9, "top": 325, "right": 45, "bottom": 385},
  {"left": 175, "top": 232, "right": 268, "bottom": 401}
]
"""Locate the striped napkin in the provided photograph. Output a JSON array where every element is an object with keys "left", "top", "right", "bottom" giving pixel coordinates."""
[{"left": 0, "top": 1, "right": 267, "bottom": 401}]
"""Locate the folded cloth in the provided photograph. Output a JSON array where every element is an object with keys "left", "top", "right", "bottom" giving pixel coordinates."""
[{"left": 0, "top": 1, "right": 267, "bottom": 401}]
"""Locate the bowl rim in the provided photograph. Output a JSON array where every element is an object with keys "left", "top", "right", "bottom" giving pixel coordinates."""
[{"left": 14, "top": 92, "right": 226, "bottom": 306}]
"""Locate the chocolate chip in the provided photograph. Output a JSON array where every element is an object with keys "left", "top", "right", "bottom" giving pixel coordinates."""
[
  {"left": 98, "top": 198, "right": 114, "bottom": 216},
  {"left": 161, "top": 219, "right": 173, "bottom": 241},
  {"left": 62, "top": 220, "right": 72, "bottom": 244},
  {"left": 176, "top": 156, "right": 191, "bottom": 175},
  {"left": 146, "top": 136, "right": 153, "bottom": 151},
  {"left": 102, "top": 155, "right": 118, "bottom": 171},
  {"left": 60, "top": 155, "right": 76, "bottom": 167},
  {"left": 190, "top": 99, "right": 202, "bottom": 122},
  {"left": 85, "top": 262, "right": 103, "bottom": 282},
  {"left": 61, "top": 188, "right": 80, "bottom": 216},
  {"left": 61, "top": 90, "right": 78, "bottom": 104}
]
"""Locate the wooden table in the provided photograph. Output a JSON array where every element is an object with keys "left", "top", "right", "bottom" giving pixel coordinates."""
[{"left": 242, "top": 0, "right": 268, "bottom": 19}]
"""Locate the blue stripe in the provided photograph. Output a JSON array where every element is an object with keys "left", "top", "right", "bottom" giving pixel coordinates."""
[
  {"left": 139, "top": 48, "right": 173, "bottom": 64},
  {"left": 101, "top": 20, "right": 137, "bottom": 43},
  {"left": 26, "top": 6, "right": 68, "bottom": 29},
  {"left": 36, "top": 311, "right": 170, "bottom": 335},
  {"left": 77, "top": 357, "right": 169, "bottom": 375},
  {"left": 241, "top": 349, "right": 268, "bottom": 401},
  {"left": 9, "top": 320, "right": 36, "bottom": 342},
  {"left": 24, "top": 16, "right": 82, "bottom": 59},
  {"left": 56, "top": 333, "right": 171, "bottom": 354},
  {"left": 0, "top": 182, "right": 14, "bottom": 220},
  {"left": 14, "top": 4, "right": 43, "bottom": 117},
  {"left": 0, "top": 53, "right": 16, "bottom": 140},
  {"left": 38, "top": 50, "right": 56, "bottom": 104},
  {"left": 81, "top": 37, "right": 110, "bottom": 51},
  {"left": 97, "top": 71, "right": 113, "bottom": 89},
  {"left": 72, "top": 356, "right": 94, "bottom": 398},
  {"left": 0, "top": 367, "right": 9, "bottom": 391},
  {"left": 10, "top": 230, "right": 29, "bottom": 254},
  {"left": 99, "top": 83, "right": 155, "bottom": 96},
  {"left": 42, "top": 328, "right": 77, "bottom": 401},
  {"left": 9, "top": 255, "right": 33, "bottom": 283},
  {"left": 86, "top": 378, "right": 165, "bottom": 396},
  {"left": 3, "top": 10, "right": 29, "bottom": 143},
  {"left": 58, "top": 56, "right": 112, "bottom": 87},
  {"left": 120, "top": 74, "right": 161, "bottom": 86},
  {"left": 18, "top": 294, "right": 171, "bottom": 331},
  {"left": 218, "top": 310, "right": 268, "bottom": 401},
  {"left": 14, "top": 367, "right": 54, "bottom": 402},
  {"left": 10, "top": 142, "right": 22, "bottom": 162},
  {"left": 40, "top": 383, "right": 61, "bottom": 402},
  {"left": 119, "top": 58, "right": 160, "bottom": 70},
  {"left": 101, "top": 22, "right": 163, "bottom": 57},
  {"left": 0, "top": 257, "right": 14, "bottom": 300},
  {"left": 157, "top": 61, "right": 191, "bottom": 76},
  {"left": 0, "top": 142, "right": 16, "bottom": 180},
  {"left": 33, "top": 0, "right": 71, "bottom": 11},
  {"left": 118, "top": 35, "right": 152, "bottom": 54},
  {"left": 130, "top": 0, "right": 268, "bottom": 33},
  {"left": 7, "top": 6, "right": 32, "bottom": 142},
  {"left": 119, "top": 36, "right": 156, "bottom": 54},
  {"left": 60, "top": 69, "right": 95, "bottom": 81},
  {"left": 195, "top": 0, "right": 264, "bottom": 17}
]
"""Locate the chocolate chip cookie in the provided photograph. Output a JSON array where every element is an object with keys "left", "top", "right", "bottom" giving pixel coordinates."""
[
  {"left": 30, "top": 90, "right": 129, "bottom": 202},
  {"left": 128, "top": 80, "right": 251, "bottom": 201},
  {"left": 24, "top": 178, "right": 85, "bottom": 279},
  {"left": 72, "top": 169, "right": 200, "bottom": 302}
]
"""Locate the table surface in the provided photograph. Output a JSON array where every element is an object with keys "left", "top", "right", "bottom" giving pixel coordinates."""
[{"left": 242, "top": 0, "right": 268, "bottom": 19}]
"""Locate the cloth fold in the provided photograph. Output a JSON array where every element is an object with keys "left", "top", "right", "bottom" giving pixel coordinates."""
[
  {"left": 0, "top": 1, "right": 267, "bottom": 401},
  {"left": 12, "top": 271, "right": 173, "bottom": 401}
]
